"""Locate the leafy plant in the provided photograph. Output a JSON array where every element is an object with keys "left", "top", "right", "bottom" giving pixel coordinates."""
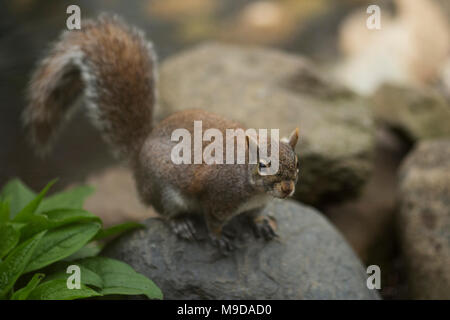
[{"left": 0, "top": 179, "right": 162, "bottom": 300}]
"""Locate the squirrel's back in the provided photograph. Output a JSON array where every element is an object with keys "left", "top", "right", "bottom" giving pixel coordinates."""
[{"left": 24, "top": 14, "right": 157, "bottom": 158}]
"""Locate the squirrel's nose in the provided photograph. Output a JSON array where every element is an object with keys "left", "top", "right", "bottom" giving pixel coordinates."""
[{"left": 281, "top": 181, "right": 294, "bottom": 195}]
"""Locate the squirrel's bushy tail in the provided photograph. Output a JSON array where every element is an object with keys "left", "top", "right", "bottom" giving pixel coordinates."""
[{"left": 24, "top": 14, "right": 156, "bottom": 158}]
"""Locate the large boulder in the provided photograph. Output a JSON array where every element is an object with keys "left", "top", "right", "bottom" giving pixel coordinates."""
[
  {"left": 372, "top": 84, "right": 450, "bottom": 143},
  {"left": 398, "top": 139, "right": 450, "bottom": 299},
  {"left": 158, "top": 43, "right": 375, "bottom": 205},
  {"left": 103, "top": 199, "right": 380, "bottom": 300}
]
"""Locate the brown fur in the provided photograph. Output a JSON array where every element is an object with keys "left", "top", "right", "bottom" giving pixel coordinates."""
[
  {"left": 24, "top": 14, "right": 155, "bottom": 157},
  {"left": 134, "top": 109, "right": 299, "bottom": 238}
]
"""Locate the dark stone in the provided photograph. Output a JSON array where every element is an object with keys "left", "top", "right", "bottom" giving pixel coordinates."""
[
  {"left": 103, "top": 200, "right": 380, "bottom": 300},
  {"left": 398, "top": 138, "right": 450, "bottom": 299},
  {"left": 372, "top": 84, "right": 450, "bottom": 143}
]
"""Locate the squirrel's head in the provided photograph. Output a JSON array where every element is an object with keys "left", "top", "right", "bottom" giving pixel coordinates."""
[{"left": 247, "top": 128, "right": 299, "bottom": 199}]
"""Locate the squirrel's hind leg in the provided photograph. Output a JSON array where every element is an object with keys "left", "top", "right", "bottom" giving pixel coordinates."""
[
  {"left": 161, "top": 186, "right": 199, "bottom": 241},
  {"left": 246, "top": 209, "right": 278, "bottom": 241},
  {"left": 169, "top": 216, "right": 198, "bottom": 241},
  {"left": 204, "top": 210, "right": 236, "bottom": 254}
]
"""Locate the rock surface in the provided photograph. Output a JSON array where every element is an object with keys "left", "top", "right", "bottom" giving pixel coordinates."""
[
  {"left": 158, "top": 43, "right": 375, "bottom": 205},
  {"left": 372, "top": 84, "right": 450, "bottom": 143},
  {"left": 398, "top": 139, "right": 450, "bottom": 299},
  {"left": 103, "top": 199, "right": 379, "bottom": 300},
  {"left": 71, "top": 166, "right": 158, "bottom": 227},
  {"left": 325, "top": 128, "right": 407, "bottom": 262}
]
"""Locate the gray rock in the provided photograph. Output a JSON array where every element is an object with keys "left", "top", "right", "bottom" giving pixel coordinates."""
[
  {"left": 158, "top": 43, "right": 375, "bottom": 205},
  {"left": 372, "top": 84, "right": 450, "bottom": 142},
  {"left": 103, "top": 199, "right": 380, "bottom": 299},
  {"left": 398, "top": 139, "right": 450, "bottom": 299},
  {"left": 325, "top": 128, "right": 406, "bottom": 263}
]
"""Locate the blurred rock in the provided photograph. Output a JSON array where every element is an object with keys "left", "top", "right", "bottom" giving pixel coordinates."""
[
  {"left": 103, "top": 199, "right": 380, "bottom": 299},
  {"left": 146, "top": 0, "right": 216, "bottom": 20},
  {"left": 398, "top": 139, "right": 450, "bottom": 299},
  {"left": 75, "top": 166, "right": 158, "bottom": 227},
  {"left": 241, "top": 1, "right": 283, "bottom": 29},
  {"left": 372, "top": 84, "right": 450, "bottom": 143},
  {"left": 217, "top": 0, "right": 326, "bottom": 46},
  {"left": 225, "top": 0, "right": 293, "bottom": 45},
  {"left": 325, "top": 128, "right": 410, "bottom": 299},
  {"left": 441, "top": 57, "right": 450, "bottom": 98},
  {"left": 325, "top": 128, "right": 407, "bottom": 262},
  {"left": 335, "top": 0, "right": 450, "bottom": 95},
  {"left": 159, "top": 42, "right": 375, "bottom": 205}
]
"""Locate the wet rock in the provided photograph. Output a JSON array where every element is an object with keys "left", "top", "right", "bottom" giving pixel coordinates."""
[
  {"left": 158, "top": 43, "right": 375, "bottom": 205},
  {"left": 103, "top": 199, "right": 380, "bottom": 300},
  {"left": 398, "top": 139, "right": 450, "bottom": 299},
  {"left": 372, "top": 84, "right": 450, "bottom": 143}
]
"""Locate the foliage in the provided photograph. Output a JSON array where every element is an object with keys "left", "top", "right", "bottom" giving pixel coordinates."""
[{"left": 0, "top": 179, "right": 162, "bottom": 300}]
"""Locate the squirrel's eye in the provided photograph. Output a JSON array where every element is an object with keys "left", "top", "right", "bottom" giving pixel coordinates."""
[{"left": 259, "top": 160, "right": 270, "bottom": 169}]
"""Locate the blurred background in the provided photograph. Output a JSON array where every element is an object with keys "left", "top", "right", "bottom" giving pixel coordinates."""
[{"left": 1, "top": 0, "right": 449, "bottom": 299}]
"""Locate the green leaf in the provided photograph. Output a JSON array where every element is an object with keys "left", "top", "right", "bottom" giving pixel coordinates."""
[
  {"left": 93, "top": 222, "right": 144, "bottom": 241},
  {"left": 64, "top": 243, "right": 103, "bottom": 261},
  {"left": 6, "top": 222, "right": 27, "bottom": 232},
  {"left": 17, "top": 215, "right": 49, "bottom": 241},
  {"left": 0, "top": 224, "right": 21, "bottom": 259},
  {"left": 24, "top": 222, "right": 101, "bottom": 273},
  {"left": 37, "top": 186, "right": 94, "bottom": 213},
  {"left": 13, "top": 180, "right": 57, "bottom": 223},
  {"left": 45, "top": 209, "right": 100, "bottom": 224},
  {"left": 44, "top": 263, "right": 103, "bottom": 289},
  {"left": 0, "top": 200, "right": 10, "bottom": 225},
  {"left": 0, "top": 231, "right": 46, "bottom": 298},
  {"left": 78, "top": 257, "right": 162, "bottom": 299},
  {"left": 41, "top": 257, "right": 162, "bottom": 299},
  {"left": 0, "top": 179, "right": 36, "bottom": 217},
  {"left": 27, "top": 279, "right": 100, "bottom": 300},
  {"left": 20, "top": 209, "right": 101, "bottom": 240},
  {"left": 11, "top": 273, "right": 45, "bottom": 300}
]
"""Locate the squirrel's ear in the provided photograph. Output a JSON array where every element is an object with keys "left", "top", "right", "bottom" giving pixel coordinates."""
[{"left": 288, "top": 128, "right": 299, "bottom": 149}]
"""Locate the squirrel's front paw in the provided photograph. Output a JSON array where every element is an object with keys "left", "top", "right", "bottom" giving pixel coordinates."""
[
  {"left": 170, "top": 216, "right": 198, "bottom": 241},
  {"left": 252, "top": 216, "right": 278, "bottom": 241},
  {"left": 209, "top": 233, "right": 235, "bottom": 255}
]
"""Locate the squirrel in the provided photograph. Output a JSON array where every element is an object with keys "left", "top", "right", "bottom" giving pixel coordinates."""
[{"left": 23, "top": 15, "right": 299, "bottom": 253}]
